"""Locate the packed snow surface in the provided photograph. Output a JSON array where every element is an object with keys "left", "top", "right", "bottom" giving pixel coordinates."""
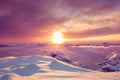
[
  {"left": 0, "top": 43, "right": 120, "bottom": 80},
  {"left": 101, "top": 51, "right": 120, "bottom": 72},
  {"left": 0, "top": 55, "right": 120, "bottom": 80}
]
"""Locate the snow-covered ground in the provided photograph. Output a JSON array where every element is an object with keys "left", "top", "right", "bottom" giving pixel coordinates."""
[
  {"left": 0, "top": 43, "right": 120, "bottom": 80},
  {"left": 0, "top": 55, "right": 120, "bottom": 80},
  {"left": 101, "top": 51, "right": 120, "bottom": 72}
]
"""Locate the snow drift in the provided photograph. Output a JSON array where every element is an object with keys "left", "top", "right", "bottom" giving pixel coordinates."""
[
  {"left": 101, "top": 51, "right": 120, "bottom": 72},
  {"left": 0, "top": 55, "right": 120, "bottom": 80}
]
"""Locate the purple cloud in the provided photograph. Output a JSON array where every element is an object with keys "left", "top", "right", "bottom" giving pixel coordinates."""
[
  {"left": 64, "top": 26, "right": 120, "bottom": 38},
  {"left": 0, "top": 0, "right": 120, "bottom": 42}
]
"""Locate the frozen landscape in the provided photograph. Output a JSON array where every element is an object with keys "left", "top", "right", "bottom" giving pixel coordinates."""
[
  {"left": 1, "top": 0, "right": 120, "bottom": 80},
  {"left": 0, "top": 43, "right": 120, "bottom": 80}
]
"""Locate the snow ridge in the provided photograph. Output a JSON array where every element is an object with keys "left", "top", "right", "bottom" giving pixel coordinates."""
[{"left": 101, "top": 51, "right": 120, "bottom": 72}]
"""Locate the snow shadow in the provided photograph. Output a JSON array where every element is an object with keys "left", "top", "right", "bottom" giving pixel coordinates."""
[
  {"left": 48, "top": 61, "right": 90, "bottom": 72},
  {"left": 0, "top": 75, "right": 10, "bottom": 80},
  {"left": 0, "top": 56, "right": 51, "bottom": 76},
  {"left": 12, "top": 64, "right": 45, "bottom": 76},
  {"left": 0, "top": 56, "right": 53, "bottom": 69}
]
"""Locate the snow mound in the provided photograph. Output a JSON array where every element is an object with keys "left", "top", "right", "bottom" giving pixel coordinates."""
[
  {"left": 101, "top": 51, "right": 120, "bottom": 72},
  {"left": 48, "top": 61, "right": 89, "bottom": 72},
  {"left": 48, "top": 50, "right": 72, "bottom": 63},
  {"left": 0, "top": 55, "right": 90, "bottom": 77},
  {"left": 0, "top": 75, "right": 10, "bottom": 80},
  {"left": 12, "top": 64, "right": 45, "bottom": 76},
  {"left": 0, "top": 54, "right": 120, "bottom": 80}
]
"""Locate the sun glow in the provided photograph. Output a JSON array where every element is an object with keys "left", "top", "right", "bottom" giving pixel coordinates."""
[{"left": 52, "top": 31, "right": 65, "bottom": 44}]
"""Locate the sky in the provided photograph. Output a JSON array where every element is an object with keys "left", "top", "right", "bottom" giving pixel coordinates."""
[{"left": 0, "top": 0, "right": 120, "bottom": 43}]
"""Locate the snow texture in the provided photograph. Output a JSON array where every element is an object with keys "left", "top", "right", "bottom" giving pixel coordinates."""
[
  {"left": 0, "top": 55, "right": 120, "bottom": 80},
  {"left": 101, "top": 51, "right": 120, "bottom": 72}
]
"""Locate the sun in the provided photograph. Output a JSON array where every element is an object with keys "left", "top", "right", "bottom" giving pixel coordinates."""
[{"left": 52, "top": 31, "right": 65, "bottom": 44}]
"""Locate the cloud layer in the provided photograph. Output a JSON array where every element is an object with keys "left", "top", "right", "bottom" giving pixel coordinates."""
[{"left": 0, "top": 0, "right": 120, "bottom": 42}]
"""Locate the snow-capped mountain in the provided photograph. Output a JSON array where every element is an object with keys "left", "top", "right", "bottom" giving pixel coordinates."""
[{"left": 101, "top": 51, "right": 120, "bottom": 72}]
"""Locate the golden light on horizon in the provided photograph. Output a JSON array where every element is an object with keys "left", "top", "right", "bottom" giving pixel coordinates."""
[{"left": 52, "top": 31, "right": 65, "bottom": 44}]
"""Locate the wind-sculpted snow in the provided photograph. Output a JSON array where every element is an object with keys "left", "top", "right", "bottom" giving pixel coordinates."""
[
  {"left": 0, "top": 43, "right": 120, "bottom": 80},
  {"left": 48, "top": 50, "right": 72, "bottom": 63},
  {"left": 48, "top": 61, "right": 89, "bottom": 72},
  {"left": 0, "top": 55, "right": 120, "bottom": 80},
  {"left": 101, "top": 51, "right": 120, "bottom": 72},
  {"left": 12, "top": 64, "right": 45, "bottom": 76}
]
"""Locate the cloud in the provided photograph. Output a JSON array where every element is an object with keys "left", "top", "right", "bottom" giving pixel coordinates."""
[
  {"left": 0, "top": 0, "right": 64, "bottom": 38},
  {"left": 0, "top": 0, "right": 120, "bottom": 42},
  {"left": 62, "top": 0, "right": 120, "bottom": 15},
  {"left": 64, "top": 26, "right": 120, "bottom": 38}
]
